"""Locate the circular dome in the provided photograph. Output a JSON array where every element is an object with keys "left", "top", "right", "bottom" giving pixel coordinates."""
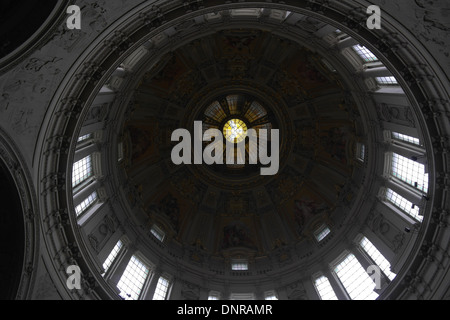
[
  {"left": 118, "top": 27, "right": 364, "bottom": 281},
  {"left": 31, "top": 1, "right": 449, "bottom": 301}
]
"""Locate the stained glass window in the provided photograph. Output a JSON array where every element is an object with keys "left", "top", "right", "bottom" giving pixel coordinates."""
[
  {"left": 205, "top": 101, "right": 227, "bottom": 122},
  {"left": 223, "top": 119, "right": 248, "bottom": 143},
  {"left": 244, "top": 101, "right": 267, "bottom": 123},
  {"left": 226, "top": 95, "right": 241, "bottom": 115}
]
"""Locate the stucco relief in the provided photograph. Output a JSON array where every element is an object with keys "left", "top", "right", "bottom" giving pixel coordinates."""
[
  {"left": 413, "top": 0, "right": 450, "bottom": 59},
  {"left": 373, "top": 0, "right": 450, "bottom": 63},
  {"left": 0, "top": 54, "right": 65, "bottom": 136},
  {"left": 0, "top": 0, "right": 137, "bottom": 140}
]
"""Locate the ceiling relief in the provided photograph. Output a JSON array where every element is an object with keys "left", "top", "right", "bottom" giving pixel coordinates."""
[
  {"left": 215, "top": 29, "right": 260, "bottom": 80},
  {"left": 270, "top": 52, "right": 336, "bottom": 104},
  {"left": 219, "top": 219, "right": 260, "bottom": 252},
  {"left": 126, "top": 123, "right": 160, "bottom": 165},
  {"left": 121, "top": 28, "right": 363, "bottom": 262},
  {"left": 282, "top": 185, "right": 333, "bottom": 238},
  {"left": 146, "top": 182, "right": 198, "bottom": 239},
  {"left": 294, "top": 120, "right": 357, "bottom": 170}
]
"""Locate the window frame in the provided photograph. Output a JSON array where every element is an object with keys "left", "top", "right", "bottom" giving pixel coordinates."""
[
  {"left": 102, "top": 239, "right": 125, "bottom": 277},
  {"left": 313, "top": 274, "right": 339, "bottom": 300},
  {"left": 352, "top": 44, "right": 379, "bottom": 63},
  {"left": 77, "top": 133, "right": 93, "bottom": 144},
  {"left": 74, "top": 190, "right": 98, "bottom": 217},
  {"left": 391, "top": 132, "right": 421, "bottom": 146},
  {"left": 356, "top": 142, "right": 366, "bottom": 162},
  {"left": 357, "top": 235, "right": 396, "bottom": 281},
  {"left": 264, "top": 290, "right": 278, "bottom": 300},
  {"left": 72, "top": 154, "right": 94, "bottom": 189},
  {"left": 388, "top": 152, "right": 429, "bottom": 194},
  {"left": 150, "top": 224, "right": 166, "bottom": 242},
  {"left": 383, "top": 187, "right": 423, "bottom": 222},
  {"left": 231, "top": 259, "right": 249, "bottom": 271},
  {"left": 208, "top": 290, "right": 221, "bottom": 300},
  {"left": 375, "top": 76, "right": 398, "bottom": 86},
  {"left": 229, "top": 293, "right": 255, "bottom": 300},
  {"left": 314, "top": 224, "right": 331, "bottom": 243},
  {"left": 332, "top": 251, "right": 379, "bottom": 300},
  {"left": 152, "top": 275, "right": 172, "bottom": 300},
  {"left": 116, "top": 254, "right": 152, "bottom": 300}
]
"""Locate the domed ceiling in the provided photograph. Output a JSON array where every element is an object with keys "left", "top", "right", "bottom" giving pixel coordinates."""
[{"left": 120, "top": 29, "right": 363, "bottom": 262}]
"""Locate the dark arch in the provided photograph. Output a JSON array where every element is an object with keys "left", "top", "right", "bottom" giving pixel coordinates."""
[
  {"left": 0, "top": 0, "right": 58, "bottom": 59},
  {"left": 0, "top": 160, "right": 25, "bottom": 299}
]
